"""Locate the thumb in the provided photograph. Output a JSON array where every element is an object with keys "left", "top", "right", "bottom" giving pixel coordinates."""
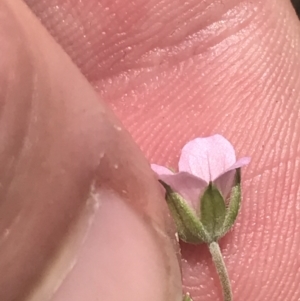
[{"left": 0, "top": 1, "right": 181, "bottom": 301}]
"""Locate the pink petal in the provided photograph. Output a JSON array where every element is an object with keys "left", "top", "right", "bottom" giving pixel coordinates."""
[
  {"left": 213, "top": 157, "right": 251, "bottom": 199},
  {"left": 151, "top": 164, "right": 207, "bottom": 214},
  {"left": 151, "top": 164, "right": 174, "bottom": 176},
  {"left": 178, "top": 135, "right": 237, "bottom": 182},
  {"left": 226, "top": 157, "right": 251, "bottom": 170}
]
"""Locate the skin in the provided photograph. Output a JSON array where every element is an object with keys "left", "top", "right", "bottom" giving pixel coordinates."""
[{"left": 0, "top": 0, "right": 299, "bottom": 300}]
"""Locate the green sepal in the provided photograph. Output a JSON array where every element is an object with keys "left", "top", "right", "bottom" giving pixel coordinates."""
[
  {"left": 182, "top": 293, "right": 193, "bottom": 301},
  {"left": 200, "top": 183, "right": 226, "bottom": 241},
  {"left": 159, "top": 180, "right": 210, "bottom": 244},
  {"left": 221, "top": 168, "right": 242, "bottom": 236}
]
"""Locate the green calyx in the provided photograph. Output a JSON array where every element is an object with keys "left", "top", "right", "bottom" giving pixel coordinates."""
[
  {"left": 160, "top": 168, "right": 242, "bottom": 244},
  {"left": 222, "top": 168, "right": 242, "bottom": 236},
  {"left": 200, "top": 183, "right": 226, "bottom": 241},
  {"left": 159, "top": 180, "right": 210, "bottom": 244}
]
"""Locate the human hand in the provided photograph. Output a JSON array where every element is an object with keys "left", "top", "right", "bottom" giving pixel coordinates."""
[{"left": 1, "top": 1, "right": 300, "bottom": 300}]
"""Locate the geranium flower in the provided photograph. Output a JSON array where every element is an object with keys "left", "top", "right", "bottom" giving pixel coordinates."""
[
  {"left": 151, "top": 134, "right": 250, "bottom": 243},
  {"left": 153, "top": 134, "right": 250, "bottom": 301}
]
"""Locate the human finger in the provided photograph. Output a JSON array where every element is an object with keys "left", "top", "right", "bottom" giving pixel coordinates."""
[{"left": 0, "top": 1, "right": 181, "bottom": 301}]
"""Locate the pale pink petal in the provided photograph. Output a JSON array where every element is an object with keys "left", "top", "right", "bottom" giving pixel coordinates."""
[
  {"left": 227, "top": 157, "right": 251, "bottom": 170},
  {"left": 178, "top": 135, "right": 236, "bottom": 182},
  {"left": 151, "top": 164, "right": 174, "bottom": 176},
  {"left": 213, "top": 170, "right": 236, "bottom": 200},
  {"left": 151, "top": 166, "right": 207, "bottom": 214},
  {"left": 213, "top": 157, "right": 251, "bottom": 199}
]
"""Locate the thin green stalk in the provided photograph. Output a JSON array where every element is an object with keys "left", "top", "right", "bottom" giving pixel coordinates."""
[{"left": 209, "top": 242, "right": 233, "bottom": 301}]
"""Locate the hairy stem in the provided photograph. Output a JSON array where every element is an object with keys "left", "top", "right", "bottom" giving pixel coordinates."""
[{"left": 209, "top": 242, "right": 233, "bottom": 301}]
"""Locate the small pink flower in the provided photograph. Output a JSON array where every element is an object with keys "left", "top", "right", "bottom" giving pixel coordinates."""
[
  {"left": 152, "top": 135, "right": 250, "bottom": 213},
  {"left": 152, "top": 135, "right": 250, "bottom": 300}
]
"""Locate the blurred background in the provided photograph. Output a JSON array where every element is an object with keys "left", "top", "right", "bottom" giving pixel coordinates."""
[{"left": 292, "top": 0, "right": 300, "bottom": 17}]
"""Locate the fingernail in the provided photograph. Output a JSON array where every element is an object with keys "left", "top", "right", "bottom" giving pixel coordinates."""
[{"left": 47, "top": 187, "right": 182, "bottom": 301}]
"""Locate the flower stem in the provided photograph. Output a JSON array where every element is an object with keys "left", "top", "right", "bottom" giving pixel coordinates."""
[{"left": 209, "top": 241, "right": 233, "bottom": 301}]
